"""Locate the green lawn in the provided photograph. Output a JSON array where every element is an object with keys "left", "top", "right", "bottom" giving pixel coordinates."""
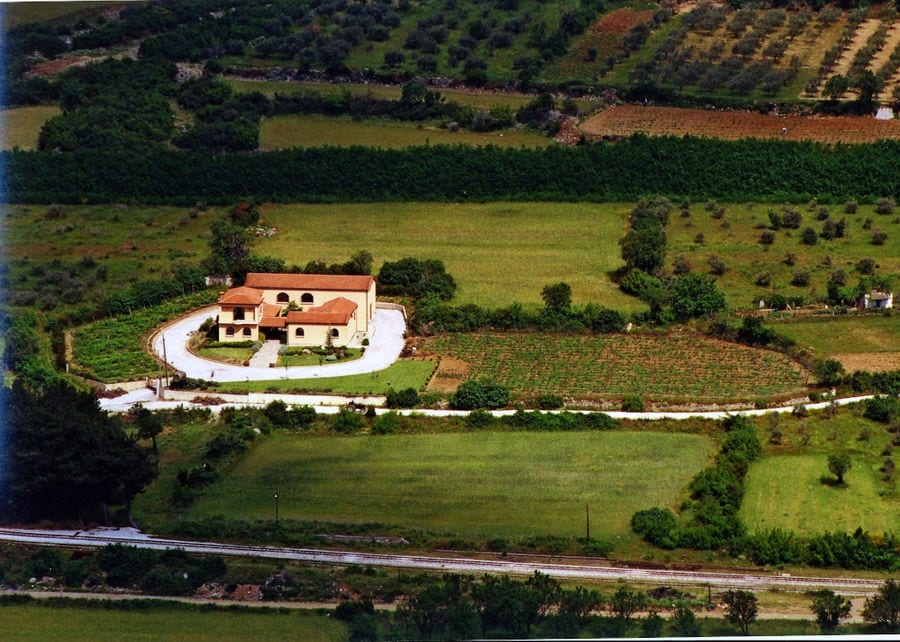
[
  {"left": 185, "top": 430, "right": 714, "bottom": 539},
  {"left": 741, "top": 454, "right": 900, "bottom": 536},
  {"left": 197, "top": 346, "right": 255, "bottom": 364},
  {"left": 1, "top": 106, "right": 60, "bottom": 150},
  {"left": 213, "top": 359, "right": 436, "bottom": 395},
  {"left": 666, "top": 202, "right": 900, "bottom": 310},
  {"left": 255, "top": 202, "right": 641, "bottom": 311},
  {"left": 259, "top": 114, "right": 552, "bottom": 150},
  {"left": 0, "top": 603, "right": 345, "bottom": 642},
  {"left": 278, "top": 347, "right": 362, "bottom": 367}
]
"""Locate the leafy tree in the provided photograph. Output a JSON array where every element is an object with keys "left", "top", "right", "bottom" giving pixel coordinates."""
[
  {"left": 863, "top": 579, "right": 900, "bottom": 631},
  {"left": 130, "top": 403, "right": 163, "bottom": 451},
  {"left": 620, "top": 226, "right": 666, "bottom": 274},
  {"left": 202, "top": 218, "right": 253, "bottom": 278},
  {"left": 609, "top": 587, "right": 645, "bottom": 623},
  {"left": 541, "top": 282, "right": 572, "bottom": 312},
  {"left": 827, "top": 453, "right": 851, "bottom": 485},
  {"left": 631, "top": 507, "right": 677, "bottom": 548},
  {"left": 823, "top": 74, "right": 849, "bottom": 101},
  {"left": 559, "top": 585, "right": 602, "bottom": 623},
  {"left": 386, "top": 387, "right": 420, "bottom": 409},
  {"left": 1, "top": 380, "right": 158, "bottom": 524},
  {"left": 737, "top": 317, "right": 776, "bottom": 347},
  {"left": 670, "top": 605, "right": 701, "bottom": 636},
  {"left": 670, "top": 273, "right": 726, "bottom": 321},
  {"left": 331, "top": 408, "right": 365, "bottom": 434},
  {"left": 377, "top": 257, "right": 456, "bottom": 300},
  {"left": 722, "top": 589, "right": 758, "bottom": 634},
  {"left": 810, "top": 589, "right": 851, "bottom": 632},
  {"left": 814, "top": 359, "right": 845, "bottom": 387}
]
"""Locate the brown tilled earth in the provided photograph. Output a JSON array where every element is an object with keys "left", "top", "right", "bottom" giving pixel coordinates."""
[
  {"left": 425, "top": 357, "right": 469, "bottom": 393},
  {"left": 832, "top": 352, "right": 900, "bottom": 373}
]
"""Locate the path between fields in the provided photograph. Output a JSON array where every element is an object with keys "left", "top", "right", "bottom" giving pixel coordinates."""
[
  {"left": 149, "top": 306, "right": 405, "bottom": 382},
  {"left": 0, "top": 527, "right": 886, "bottom": 598}
]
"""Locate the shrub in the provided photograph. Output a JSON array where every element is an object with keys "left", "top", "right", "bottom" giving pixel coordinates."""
[
  {"left": 754, "top": 271, "right": 771, "bottom": 286},
  {"left": 621, "top": 395, "right": 645, "bottom": 412},
  {"left": 872, "top": 229, "right": 887, "bottom": 245},
  {"left": 759, "top": 230, "right": 776, "bottom": 245},
  {"left": 844, "top": 200, "right": 858, "bottom": 214},
  {"left": 451, "top": 379, "right": 510, "bottom": 410},
  {"left": 537, "top": 394, "right": 564, "bottom": 409},
  {"left": 707, "top": 254, "right": 727, "bottom": 275},
  {"left": 800, "top": 226, "right": 818, "bottom": 245},
  {"left": 790, "top": 268, "right": 810, "bottom": 287},
  {"left": 631, "top": 507, "right": 677, "bottom": 548},
  {"left": 386, "top": 387, "right": 420, "bottom": 408},
  {"left": 332, "top": 408, "right": 365, "bottom": 434},
  {"left": 856, "top": 258, "right": 877, "bottom": 275},
  {"left": 875, "top": 197, "right": 896, "bottom": 215},
  {"left": 863, "top": 396, "right": 899, "bottom": 423}
]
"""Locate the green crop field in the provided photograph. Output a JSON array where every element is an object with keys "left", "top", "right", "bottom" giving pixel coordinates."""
[
  {"left": 255, "top": 201, "right": 641, "bottom": 311},
  {"left": 70, "top": 293, "right": 217, "bottom": 382},
  {"left": 259, "top": 114, "right": 552, "bottom": 150},
  {"left": 0, "top": 603, "right": 345, "bottom": 642},
  {"left": 1, "top": 106, "right": 60, "bottom": 150},
  {"left": 666, "top": 202, "right": 900, "bottom": 310},
  {"left": 741, "top": 454, "right": 899, "bottom": 536},
  {"left": 182, "top": 430, "right": 714, "bottom": 539},
  {"left": 420, "top": 332, "right": 809, "bottom": 403},
  {"left": 212, "top": 359, "right": 436, "bottom": 395}
]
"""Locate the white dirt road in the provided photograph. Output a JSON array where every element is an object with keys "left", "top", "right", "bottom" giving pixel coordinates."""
[{"left": 150, "top": 306, "right": 405, "bottom": 382}]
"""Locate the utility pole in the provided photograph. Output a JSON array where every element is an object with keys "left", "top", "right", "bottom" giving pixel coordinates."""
[
  {"left": 274, "top": 490, "right": 279, "bottom": 524},
  {"left": 161, "top": 335, "right": 169, "bottom": 387},
  {"left": 585, "top": 503, "right": 590, "bottom": 542}
]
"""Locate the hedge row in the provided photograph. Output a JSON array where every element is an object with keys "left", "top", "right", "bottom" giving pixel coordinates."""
[{"left": 7, "top": 136, "right": 900, "bottom": 204}]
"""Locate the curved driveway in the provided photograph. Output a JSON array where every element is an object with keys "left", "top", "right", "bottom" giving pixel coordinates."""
[{"left": 151, "top": 306, "right": 405, "bottom": 383}]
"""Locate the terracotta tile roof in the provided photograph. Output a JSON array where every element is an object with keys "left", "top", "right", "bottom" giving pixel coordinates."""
[
  {"left": 259, "top": 316, "right": 286, "bottom": 329},
  {"left": 286, "top": 297, "right": 357, "bottom": 325},
  {"left": 218, "top": 286, "right": 263, "bottom": 305},
  {"left": 244, "top": 272, "right": 374, "bottom": 292}
]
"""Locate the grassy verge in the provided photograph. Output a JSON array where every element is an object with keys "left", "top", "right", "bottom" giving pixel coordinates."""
[
  {"left": 0, "top": 106, "right": 60, "bottom": 150},
  {"left": 419, "top": 332, "right": 809, "bottom": 403},
  {"left": 70, "top": 291, "right": 218, "bottom": 382},
  {"left": 196, "top": 346, "right": 255, "bottom": 364},
  {"left": 0, "top": 602, "right": 344, "bottom": 642},
  {"left": 180, "top": 430, "right": 713, "bottom": 540},
  {"left": 741, "top": 454, "right": 899, "bottom": 536},
  {"left": 211, "top": 359, "right": 436, "bottom": 395}
]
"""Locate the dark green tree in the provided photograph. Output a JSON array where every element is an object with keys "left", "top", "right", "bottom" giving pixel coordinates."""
[
  {"left": 670, "top": 273, "right": 727, "bottom": 320},
  {"left": 620, "top": 225, "right": 667, "bottom": 274},
  {"left": 827, "top": 453, "right": 851, "bottom": 485},
  {"left": 203, "top": 218, "right": 253, "bottom": 278},
  {"left": 670, "top": 605, "right": 701, "bottom": 636},
  {"left": 863, "top": 579, "right": 900, "bottom": 631},
  {"left": 609, "top": 587, "right": 646, "bottom": 623},
  {"left": 130, "top": 403, "right": 163, "bottom": 451},
  {"left": 810, "top": 589, "right": 852, "bottom": 632},
  {"left": 541, "top": 282, "right": 572, "bottom": 312},
  {"left": 722, "top": 589, "right": 758, "bottom": 634}
]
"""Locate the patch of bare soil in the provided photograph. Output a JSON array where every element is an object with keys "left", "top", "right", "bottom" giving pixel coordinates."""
[
  {"left": 554, "top": 117, "right": 584, "bottom": 145},
  {"left": 24, "top": 55, "right": 93, "bottom": 78},
  {"left": 589, "top": 8, "right": 655, "bottom": 35},
  {"left": 833, "top": 352, "right": 900, "bottom": 373},
  {"left": 425, "top": 357, "right": 469, "bottom": 393}
]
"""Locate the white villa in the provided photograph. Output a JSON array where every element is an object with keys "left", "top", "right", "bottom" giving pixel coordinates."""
[{"left": 216, "top": 273, "right": 377, "bottom": 346}]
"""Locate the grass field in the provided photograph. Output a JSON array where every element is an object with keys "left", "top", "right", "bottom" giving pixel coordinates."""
[
  {"left": 1, "top": 1, "right": 122, "bottom": 30},
  {"left": 212, "top": 359, "right": 436, "bottom": 395},
  {"left": 0, "top": 603, "right": 345, "bottom": 642},
  {"left": 228, "top": 79, "right": 540, "bottom": 109},
  {"left": 0, "top": 106, "right": 60, "bottom": 150},
  {"left": 666, "top": 202, "right": 900, "bottom": 310},
  {"left": 419, "top": 332, "right": 809, "bottom": 403},
  {"left": 259, "top": 114, "right": 552, "bottom": 150},
  {"left": 255, "top": 202, "right": 641, "bottom": 311},
  {"left": 183, "top": 430, "right": 714, "bottom": 539},
  {"left": 772, "top": 314, "right": 900, "bottom": 372},
  {"left": 741, "top": 454, "right": 899, "bottom": 536}
]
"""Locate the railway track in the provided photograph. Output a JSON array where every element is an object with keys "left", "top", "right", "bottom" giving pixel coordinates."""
[{"left": 0, "top": 528, "right": 887, "bottom": 595}]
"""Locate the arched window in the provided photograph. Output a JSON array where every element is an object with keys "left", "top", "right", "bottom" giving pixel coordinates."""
[
  {"left": 294, "top": 328, "right": 305, "bottom": 337},
  {"left": 301, "top": 292, "right": 314, "bottom": 304},
  {"left": 233, "top": 307, "right": 245, "bottom": 320},
  {"left": 243, "top": 327, "right": 252, "bottom": 337},
  {"left": 226, "top": 327, "right": 235, "bottom": 336},
  {"left": 330, "top": 328, "right": 339, "bottom": 338},
  {"left": 276, "top": 292, "right": 289, "bottom": 303}
]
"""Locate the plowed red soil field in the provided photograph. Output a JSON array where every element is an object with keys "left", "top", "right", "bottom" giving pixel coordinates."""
[
  {"left": 581, "top": 105, "right": 900, "bottom": 143},
  {"left": 590, "top": 8, "right": 654, "bottom": 35}
]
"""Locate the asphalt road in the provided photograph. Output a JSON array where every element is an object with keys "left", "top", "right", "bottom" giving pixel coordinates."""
[
  {"left": 0, "top": 527, "right": 885, "bottom": 595},
  {"left": 150, "top": 306, "right": 406, "bottom": 382}
]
